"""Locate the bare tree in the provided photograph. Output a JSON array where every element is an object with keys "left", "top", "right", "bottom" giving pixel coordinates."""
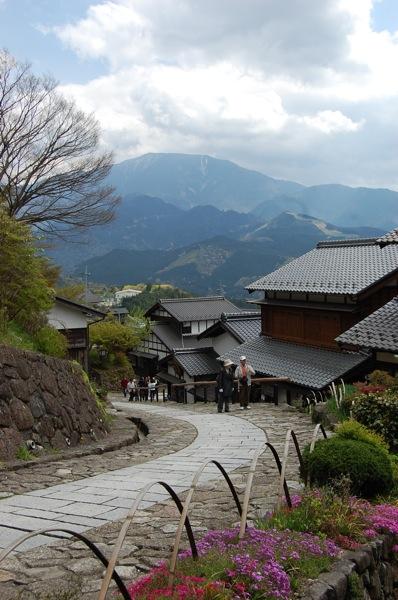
[{"left": 0, "top": 50, "right": 119, "bottom": 234}]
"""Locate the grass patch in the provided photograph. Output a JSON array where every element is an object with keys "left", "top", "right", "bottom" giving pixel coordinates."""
[{"left": 15, "top": 445, "right": 35, "bottom": 461}]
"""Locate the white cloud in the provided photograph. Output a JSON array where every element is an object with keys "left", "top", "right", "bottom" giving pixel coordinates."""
[{"left": 53, "top": 0, "right": 398, "bottom": 188}]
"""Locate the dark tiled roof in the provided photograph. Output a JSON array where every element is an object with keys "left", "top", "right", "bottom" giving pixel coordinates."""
[
  {"left": 247, "top": 239, "right": 398, "bottom": 295},
  {"left": 172, "top": 348, "right": 221, "bottom": 377},
  {"left": 221, "top": 336, "right": 368, "bottom": 390},
  {"left": 152, "top": 322, "right": 183, "bottom": 350},
  {"left": 336, "top": 297, "right": 398, "bottom": 352},
  {"left": 377, "top": 228, "right": 398, "bottom": 247},
  {"left": 152, "top": 296, "right": 241, "bottom": 321},
  {"left": 54, "top": 296, "right": 106, "bottom": 318},
  {"left": 221, "top": 311, "right": 261, "bottom": 343},
  {"left": 198, "top": 311, "right": 261, "bottom": 343}
]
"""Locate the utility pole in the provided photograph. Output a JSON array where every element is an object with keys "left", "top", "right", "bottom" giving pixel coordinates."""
[{"left": 84, "top": 265, "right": 90, "bottom": 303}]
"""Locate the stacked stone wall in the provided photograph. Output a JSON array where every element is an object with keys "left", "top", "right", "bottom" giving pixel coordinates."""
[
  {"left": 0, "top": 345, "right": 108, "bottom": 460},
  {"left": 304, "top": 534, "right": 398, "bottom": 599}
]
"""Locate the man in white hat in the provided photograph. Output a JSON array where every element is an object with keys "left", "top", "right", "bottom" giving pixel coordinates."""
[
  {"left": 216, "top": 359, "right": 234, "bottom": 413},
  {"left": 235, "top": 355, "right": 255, "bottom": 410}
]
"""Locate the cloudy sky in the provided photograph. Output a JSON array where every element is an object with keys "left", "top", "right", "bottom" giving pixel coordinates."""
[{"left": 2, "top": 0, "right": 398, "bottom": 189}]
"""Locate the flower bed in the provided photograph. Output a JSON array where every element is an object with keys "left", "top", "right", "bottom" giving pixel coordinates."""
[
  {"left": 127, "top": 527, "right": 339, "bottom": 599},
  {"left": 125, "top": 489, "right": 398, "bottom": 600}
]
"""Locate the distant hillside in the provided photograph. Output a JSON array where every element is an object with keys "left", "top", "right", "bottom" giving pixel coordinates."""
[
  {"left": 106, "top": 153, "right": 398, "bottom": 229},
  {"left": 74, "top": 214, "right": 384, "bottom": 297},
  {"left": 252, "top": 185, "right": 398, "bottom": 230},
  {"left": 244, "top": 211, "right": 382, "bottom": 254},
  {"left": 48, "top": 195, "right": 258, "bottom": 270},
  {"left": 74, "top": 236, "right": 284, "bottom": 296},
  {"left": 108, "top": 153, "right": 304, "bottom": 212}
]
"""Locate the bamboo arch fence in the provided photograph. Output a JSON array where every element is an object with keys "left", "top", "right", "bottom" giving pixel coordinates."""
[{"left": 0, "top": 423, "right": 328, "bottom": 600}]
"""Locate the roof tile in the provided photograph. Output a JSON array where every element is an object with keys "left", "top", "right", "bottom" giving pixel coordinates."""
[
  {"left": 247, "top": 238, "right": 398, "bottom": 295},
  {"left": 221, "top": 336, "right": 368, "bottom": 390},
  {"left": 336, "top": 296, "right": 398, "bottom": 352}
]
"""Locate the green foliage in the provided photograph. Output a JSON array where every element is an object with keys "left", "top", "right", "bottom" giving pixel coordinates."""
[
  {"left": 0, "top": 321, "right": 68, "bottom": 360},
  {"left": 351, "top": 390, "right": 398, "bottom": 451},
  {"left": 121, "top": 284, "right": 193, "bottom": 313},
  {"left": 0, "top": 321, "right": 36, "bottom": 351},
  {"left": 302, "top": 438, "right": 394, "bottom": 498},
  {"left": 55, "top": 282, "right": 85, "bottom": 301},
  {"left": 90, "top": 365, "right": 134, "bottom": 392},
  {"left": 368, "top": 369, "right": 396, "bottom": 387},
  {"left": 347, "top": 573, "right": 363, "bottom": 600},
  {"left": 335, "top": 419, "right": 390, "bottom": 454},
  {"left": 34, "top": 325, "right": 68, "bottom": 358},
  {"left": 15, "top": 445, "right": 35, "bottom": 461},
  {"left": 113, "top": 351, "right": 130, "bottom": 369},
  {"left": 258, "top": 486, "right": 369, "bottom": 543},
  {"left": 90, "top": 316, "right": 149, "bottom": 354},
  {"left": 288, "top": 556, "right": 334, "bottom": 593},
  {"left": 0, "top": 211, "right": 53, "bottom": 334},
  {"left": 324, "top": 396, "right": 350, "bottom": 423}
]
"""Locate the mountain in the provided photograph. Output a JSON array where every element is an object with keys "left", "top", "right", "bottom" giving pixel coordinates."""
[
  {"left": 244, "top": 211, "right": 382, "bottom": 254},
  {"left": 108, "top": 153, "right": 304, "bottom": 212},
  {"left": 73, "top": 236, "right": 284, "bottom": 296},
  {"left": 48, "top": 195, "right": 258, "bottom": 270},
  {"left": 73, "top": 214, "right": 384, "bottom": 297},
  {"left": 251, "top": 184, "right": 398, "bottom": 230},
  {"left": 107, "top": 153, "right": 398, "bottom": 230}
]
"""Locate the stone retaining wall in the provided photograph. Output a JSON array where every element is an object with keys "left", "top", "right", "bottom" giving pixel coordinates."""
[
  {"left": 0, "top": 345, "right": 108, "bottom": 460},
  {"left": 304, "top": 534, "right": 398, "bottom": 599}
]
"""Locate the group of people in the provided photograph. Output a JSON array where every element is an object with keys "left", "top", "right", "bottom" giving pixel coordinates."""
[
  {"left": 120, "top": 355, "right": 255, "bottom": 412},
  {"left": 121, "top": 376, "right": 159, "bottom": 402},
  {"left": 216, "top": 355, "right": 255, "bottom": 413}
]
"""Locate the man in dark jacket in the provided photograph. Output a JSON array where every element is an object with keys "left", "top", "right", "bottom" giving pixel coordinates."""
[{"left": 216, "top": 359, "right": 234, "bottom": 413}]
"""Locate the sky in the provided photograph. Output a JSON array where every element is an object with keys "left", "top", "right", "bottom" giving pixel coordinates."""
[{"left": 2, "top": 0, "right": 398, "bottom": 190}]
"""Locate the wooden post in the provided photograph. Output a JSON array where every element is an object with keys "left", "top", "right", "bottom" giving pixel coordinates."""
[{"left": 273, "top": 384, "right": 278, "bottom": 406}]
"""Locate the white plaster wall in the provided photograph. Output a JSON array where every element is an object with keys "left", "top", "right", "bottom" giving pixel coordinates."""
[
  {"left": 212, "top": 332, "right": 238, "bottom": 356},
  {"left": 48, "top": 304, "right": 88, "bottom": 330}
]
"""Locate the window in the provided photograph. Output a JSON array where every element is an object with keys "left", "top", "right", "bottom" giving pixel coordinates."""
[{"left": 182, "top": 323, "right": 192, "bottom": 334}]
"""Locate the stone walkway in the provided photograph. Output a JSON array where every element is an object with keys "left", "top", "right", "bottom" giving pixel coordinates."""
[
  {"left": 0, "top": 399, "right": 317, "bottom": 599},
  {"left": 0, "top": 402, "right": 265, "bottom": 553}
]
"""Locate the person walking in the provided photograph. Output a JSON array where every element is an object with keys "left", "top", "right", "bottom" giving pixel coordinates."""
[
  {"left": 216, "top": 359, "right": 234, "bottom": 413},
  {"left": 138, "top": 376, "right": 145, "bottom": 401},
  {"left": 235, "top": 355, "right": 255, "bottom": 410},
  {"left": 126, "top": 378, "right": 135, "bottom": 402},
  {"left": 121, "top": 377, "right": 129, "bottom": 398},
  {"left": 148, "top": 377, "right": 158, "bottom": 401}
]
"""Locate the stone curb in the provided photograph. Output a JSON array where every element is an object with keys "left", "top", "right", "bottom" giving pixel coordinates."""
[
  {"left": 0, "top": 413, "right": 140, "bottom": 472},
  {"left": 302, "top": 534, "right": 397, "bottom": 599}
]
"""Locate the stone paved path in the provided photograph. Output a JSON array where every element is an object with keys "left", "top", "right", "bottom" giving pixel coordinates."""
[
  {"left": 0, "top": 400, "right": 318, "bottom": 599},
  {"left": 0, "top": 402, "right": 265, "bottom": 553}
]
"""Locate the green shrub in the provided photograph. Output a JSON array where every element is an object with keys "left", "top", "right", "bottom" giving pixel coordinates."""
[
  {"left": 351, "top": 391, "right": 398, "bottom": 451},
  {"left": 302, "top": 438, "right": 393, "bottom": 498},
  {"left": 113, "top": 351, "right": 130, "bottom": 369},
  {"left": 335, "top": 419, "right": 389, "bottom": 454},
  {"left": 88, "top": 348, "right": 102, "bottom": 367},
  {"left": 368, "top": 370, "right": 396, "bottom": 387},
  {"left": 34, "top": 325, "right": 67, "bottom": 358},
  {"left": 0, "top": 321, "right": 36, "bottom": 351}
]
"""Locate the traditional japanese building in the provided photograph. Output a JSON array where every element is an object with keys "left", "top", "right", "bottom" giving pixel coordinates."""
[
  {"left": 158, "top": 347, "right": 220, "bottom": 402},
  {"left": 48, "top": 296, "right": 105, "bottom": 370},
  {"left": 131, "top": 296, "right": 241, "bottom": 379},
  {"left": 198, "top": 311, "right": 261, "bottom": 355},
  {"left": 222, "top": 233, "right": 398, "bottom": 400},
  {"left": 336, "top": 296, "right": 398, "bottom": 375}
]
